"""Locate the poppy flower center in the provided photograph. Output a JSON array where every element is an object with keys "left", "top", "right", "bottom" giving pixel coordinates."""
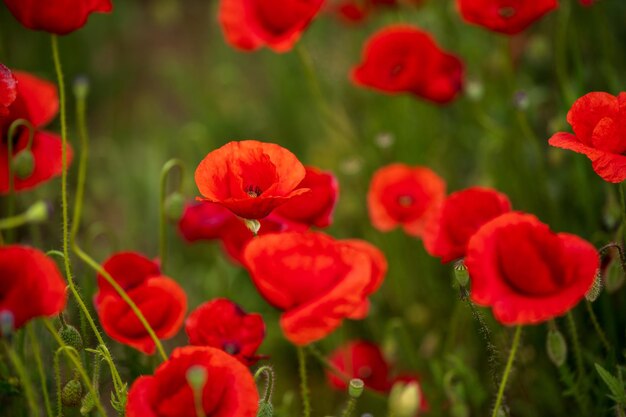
[
  {"left": 397, "top": 195, "right": 414, "bottom": 207},
  {"left": 498, "top": 6, "right": 516, "bottom": 18},
  {"left": 246, "top": 185, "right": 263, "bottom": 198},
  {"left": 223, "top": 342, "right": 241, "bottom": 355},
  {"left": 390, "top": 63, "right": 404, "bottom": 78},
  {"left": 357, "top": 366, "right": 373, "bottom": 379}
]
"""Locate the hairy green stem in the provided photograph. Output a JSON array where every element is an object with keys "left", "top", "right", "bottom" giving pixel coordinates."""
[
  {"left": 27, "top": 325, "right": 53, "bottom": 417},
  {"left": 341, "top": 398, "right": 357, "bottom": 417},
  {"left": 297, "top": 347, "right": 311, "bottom": 417},
  {"left": 585, "top": 300, "right": 611, "bottom": 352},
  {"left": 491, "top": 325, "right": 522, "bottom": 417},
  {"left": 3, "top": 340, "right": 39, "bottom": 416},
  {"left": 159, "top": 158, "right": 185, "bottom": 271},
  {"left": 566, "top": 312, "right": 584, "bottom": 380}
]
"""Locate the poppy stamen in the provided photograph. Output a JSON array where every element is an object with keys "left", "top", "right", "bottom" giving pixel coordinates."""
[
  {"left": 397, "top": 195, "right": 414, "bottom": 207},
  {"left": 498, "top": 6, "right": 516, "bottom": 18},
  {"left": 246, "top": 185, "right": 262, "bottom": 198},
  {"left": 223, "top": 342, "right": 241, "bottom": 355}
]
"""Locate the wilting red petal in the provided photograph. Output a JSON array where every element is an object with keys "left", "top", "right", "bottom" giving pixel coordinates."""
[
  {"left": 456, "top": 0, "right": 558, "bottom": 35},
  {"left": 465, "top": 212, "right": 598, "bottom": 325},
  {"left": 0, "top": 246, "right": 66, "bottom": 332},
  {"left": 3, "top": 0, "right": 113, "bottom": 35},
  {"left": 126, "top": 346, "right": 259, "bottom": 417},
  {"left": 185, "top": 298, "right": 266, "bottom": 366}
]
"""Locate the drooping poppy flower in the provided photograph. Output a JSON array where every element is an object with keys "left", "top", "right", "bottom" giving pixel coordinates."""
[
  {"left": 423, "top": 187, "right": 512, "bottom": 263},
  {"left": 3, "top": 0, "right": 113, "bottom": 35},
  {"left": 273, "top": 166, "right": 339, "bottom": 228},
  {"left": 126, "top": 346, "right": 259, "bottom": 417},
  {"left": 94, "top": 252, "right": 187, "bottom": 355},
  {"left": 243, "top": 231, "right": 387, "bottom": 345},
  {"left": 0, "top": 70, "right": 73, "bottom": 194},
  {"left": 352, "top": 26, "right": 464, "bottom": 104},
  {"left": 0, "top": 64, "right": 17, "bottom": 116},
  {"left": 219, "top": 0, "right": 324, "bottom": 52},
  {"left": 0, "top": 245, "right": 66, "bottom": 333},
  {"left": 195, "top": 140, "right": 309, "bottom": 220},
  {"left": 367, "top": 163, "right": 446, "bottom": 237},
  {"left": 465, "top": 212, "right": 598, "bottom": 325},
  {"left": 549, "top": 92, "right": 626, "bottom": 183},
  {"left": 327, "top": 340, "right": 391, "bottom": 392},
  {"left": 456, "top": 0, "right": 558, "bottom": 35},
  {"left": 185, "top": 298, "right": 266, "bottom": 366}
]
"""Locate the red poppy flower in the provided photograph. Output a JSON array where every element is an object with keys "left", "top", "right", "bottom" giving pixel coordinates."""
[
  {"left": 3, "top": 0, "right": 113, "bottom": 35},
  {"left": 178, "top": 202, "right": 234, "bottom": 243},
  {"left": 273, "top": 166, "right": 339, "bottom": 228},
  {"left": 465, "top": 212, "right": 598, "bottom": 325},
  {"left": 423, "top": 187, "right": 512, "bottom": 263},
  {"left": 185, "top": 298, "right": 266, "bottom": 366},
  {"left": 352, "top": 26, "right": 464, "bottom": 104},
  {"left": 0, "top": 70, "right": 73, "bottom": 194},
  {"left": 456, "top": 0, "right": 558, "bottom": 35},
  {"left": 327, "top": 340, "right": 391, "bottom": 392},
  {"left": 549, "top": 92, "right": 626, "bottom": 183},
  {"left": 243, "top": 231, "right": 387, "bottom": 345},
  {"left": 391, "top": 374, "right": 430, "bottom": 414},
  {"left": 219, "top": 0, "right": 324, "bottom": 52},
  {"left": 126, "top": 346, "right": 259, "bottom": 417},
  {"left": 0, "top": 64, "right": 17, "bottom": 116},
  {"left": 194, "top": 140, "right": 309, "bottom": 220},
  {"left": 334, "top": 1, "right": 371, "bottom": 23},
  {"left": 94, "top": 252, "right": 187, "bottom": 354},
  {"left": 367, "top": 163, "right": 446, "bottom": 237},
  {"left": 0, "top": 245, "right": 66, "bottom": 333}
]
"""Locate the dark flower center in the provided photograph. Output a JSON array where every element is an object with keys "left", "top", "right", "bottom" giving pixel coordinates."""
[
  {"left": 357, "top": 366, "right": 373, "bottom": 379},
  {"left": 246, "top": 185, "right": 263, "bottom": 198},
  {"left": 498, "top": 6, "right": 516, "bottom": 18},
  {"left": 223, "top": 342, "right": 241, "bottom": 355},
  {"left": 397, "top": 195, "right": 414, "bottom": 207}
]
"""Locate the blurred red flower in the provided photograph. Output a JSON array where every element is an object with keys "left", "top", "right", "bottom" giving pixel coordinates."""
[
  {"left": 126, "top": 346, "right": 259, "bottom": 417},
  {"left": 219, "top": 0, "right": 323, "bottom": 52},
  {"left": 352, "top": 25, "right": 464, "bottom": 104},
  {"left": 0, "top": 245, "right": 66, "bottom": 333},
  {"left": 549, "top": 92, "right": 626, "bottom": 183},
  {"left": 423, "top": 187, "right": 512, "bottom": 263},
  {"left": 194, "top": 140, "right": 309, "bottom": 219},
  {"left": 3, "top": 0, "right": 112, "bottom": 35},
  {"left": 273, "top": 166, "right": 339, "bottom": 228},
  {"left": 465, "top": 212, "right": 598, "bottom": 325},
  {"left": 185, "top": 298, "right": 266, "bottom": 366},
  {"left": 0, "top": 64, "right": 17, "bottom": 116},
  {"left": 456, "top": 0, "right": 558, "bottom": 35},
  {"left": 333, "top": 0, "right": 424, "bottom": 24},
  {"left": 94, "top": 252, "right": 187, "bottom": 355},
  {"left": 0, "top": 70, "right": 73, "bottom": 194},
  {"left": 243, "top": 231, "right": 387, "bottom": 345},
  {"left": 368, "top": 163, "right": 446, "bottom": 237}
]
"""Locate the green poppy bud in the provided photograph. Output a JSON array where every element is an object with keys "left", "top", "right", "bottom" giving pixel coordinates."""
[
  {"left": 546, "top": 328, "right": 567, "bottom": 367},
  {"left": 11, "top": 150, "right": 34, "bottom": 179},
  {"left": 164, "top": 192, "right": 186, "bottom": 222},
  {"left": 61, "top": 378, "right": 83, "bottom": 407},
  {"left": 389, "top": 380, "right": 420, "bottom": 417},
  {"left": 454, "top": 261, "right": 470, "bottom": 287},
  {"left": 59, "top": 324, "right": 84, "bottom": 352}
]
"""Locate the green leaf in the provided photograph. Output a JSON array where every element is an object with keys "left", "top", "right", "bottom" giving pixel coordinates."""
[{"left": 595, "top": 363, "right": 626, "bottom": 404}]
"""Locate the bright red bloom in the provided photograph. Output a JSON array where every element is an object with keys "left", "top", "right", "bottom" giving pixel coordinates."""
[
  {"left": 185, "top": 298, "right": 266, "bottom": 366},
  {"left": 243, "top": 231, "right": 387, "bottom": 345},
  {"left": 465, "top": 212, "right": 598, "bottom": 325},
  {"left": 273, "top": 166, "right": 339, "bottom": 228},
  {"left": 219, "top": 0, "right": 324, "bottom": 52},
  {"left": 332, "top": 0, "right": 424, "bottom": 24},
  {"left": 126, "top": 346, "right": 259, "bottom": 417},
  {"left": 327, "top": 340, "right": 391, "bottom": 392},
  {"left": 352, "top": 26, "right": 464, "bottom": 104},
  {"left": 178, "top": 202, "right": 234, "bottom": 243},
  {"left": 3, "top": 0, "right": 113, "bottom": 35},
  {"left": 0, "top": 70, "right": 73, "bottom": 194},
  {"left": 0, "top": 245, "right": 66, "bottom": 333},
  {"left": 456, "top": 0, "right": 558, "bottom": 35},
  {"left": 368, "top": 163, "right": 446, "bottom": 237},
  {"left": 94, "top": 252, "right": 187, "bottom": 355},
  {"left": 0, "top": 64, "right": 17, "bottom": 116},
  {"left": 549, "top": 92, "right": 626, "bottom": 183},
  {"left": 423, "top": 187, "right": 512, "bottom": 263},
  {"left": 195, "top": 140, "right": 309, "bottom": 220}
]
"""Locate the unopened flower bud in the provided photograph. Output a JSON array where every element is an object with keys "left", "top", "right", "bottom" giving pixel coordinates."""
[
  {"left": 80, "top": 391, "right": 96, "bottom": 415},
  {"left": 59, "top": 324, "right": 84, "bottom": 352},
  {"left": 585, "top": 269, "right": 603, "bottom": 302},
  {"left": 257, "top": 400, "right": 274, "bottom": 417},
  {"left": 164, "top": 192, "right": 185, "bottom": 222},
  {"left": 546, "top": 328, "right": 567, "bottom": 367},
  {"left": 61, "top": 378, "right": 83, "bottom": 407},
  {"left": 348, "top": 378, "right": 364, "bottom": 399},
  {"left": 605, "top": 258, "right": 625, "bottom": 294},
  {"left": 389, "top": 381, "right": 421, "bottom": 417},
  {"left": 453, "top": 261, "right": 470, "bottom": 287},
  {"left": 25, "top": 201, "right": 50, "bottom": 224},
  {"left": 11, "top": 150, "right": 34, "bottom": 179},
  {"left": 244, "top": 219, "right": 261, "bottom": 236}
]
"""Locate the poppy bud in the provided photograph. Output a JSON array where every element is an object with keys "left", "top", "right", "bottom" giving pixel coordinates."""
[
  {"left": 243, "top": 219, "right": 261, "bottom": 235},
  {"left": 585, "top": 270, "right": 603, "bottom": 302},
  {"left": 25, "top": 201, "right": 50, "bottom": 224},
  {"left": 257, "top": 400, "right": 274, "bottom": 417},
  {"left": 453, "top": 261, "right": 470, "bottom": 287},
  {"left": 389, "top": 380, "right": 421, "bottom": 417},
  {"left": 164, "top": 192, "right": 185, "bottom": 222},
  {"left": 11, "top": 150, "right": 35, "bottom": 179},
  {"left": 0, "top": 311, "right": 15, "bottom": 338},
  {"left": 73, "top": 76, "right": 90, "bottom": 100},
  {"left": 58, "top": 324, "right": 84, "bottom": 352},
  {"left": 80, "top": 391, "right": 96, "bottom": 415},
  {"left": 546, "top": 328, "right": 567, "bottom": 367},
  {"left": 61, "top": 377, "right": 83, "bottom": 407},
  {"left": 348, "top": 378, "right": 364, "bottom": 399},
  {"left": 605, "top": 258, "right": 625, "bottom": 294}
]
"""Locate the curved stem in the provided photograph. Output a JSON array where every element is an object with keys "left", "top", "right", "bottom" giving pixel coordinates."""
[
  {"left": 159, "top": 158, "right": 185, "bottom": 272},
  {"left": 491, "top": 325, "right": 522, "bottom": 417},
  {"left": 27, "top": 325, "right": 53, "bottom": 417},
  {"left": 585, "top": 300, "right": 611, "bottom": 352},
  {"left": 2, "top": 340, "right": 39, "bottom": 416},
  {"left": 297, "top": 346, "right": 311, "bottom": 417},
  {"left": 254, "top": 365, "right": 275, "bottom": 403}
]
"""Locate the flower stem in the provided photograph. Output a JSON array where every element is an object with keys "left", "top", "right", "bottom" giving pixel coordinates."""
[
  {"left": 27, "top": 325, "right": 53, "bottom": 417},
  {"left": 297, "top": 346, "right": 311, "bottom": 417},
  {"left": 159, "top": 158, "right": 185, "bottom": 272},
  {"left": 491, "top": 325, "right": 522, "bottom": 417},
  {"left": 566, "top": 312, "right": 584, "bottom": 380},
  {"left": 2, "top": 339, "right": 38, "bottom": 416},
  {"left": 585, "top": 300, "right": 611, "bottom": 352},
  {"left": 619, "top": 182, "right": 626, "bottom": 247}
]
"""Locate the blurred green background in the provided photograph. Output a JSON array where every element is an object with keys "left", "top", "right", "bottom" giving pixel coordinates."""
[{"left": 2, "top": 0, "right": 626, "bottom": 415}]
